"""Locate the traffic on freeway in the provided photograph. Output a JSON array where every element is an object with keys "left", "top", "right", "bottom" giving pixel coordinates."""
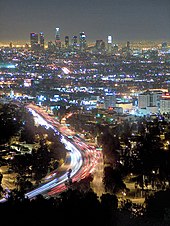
[{"left": 0, "top": 103, "right": 101, "bottom": 201}]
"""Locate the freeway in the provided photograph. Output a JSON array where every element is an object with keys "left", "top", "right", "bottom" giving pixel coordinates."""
[{"left": 24, "top": 103, "right": 101, "bottom": 198}]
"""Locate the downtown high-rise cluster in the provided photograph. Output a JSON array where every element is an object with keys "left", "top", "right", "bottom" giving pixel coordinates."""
[
  {"left": 29, "top": 27, "right": 121, "bottom": 54},
  {"left": 30, "top": 28, "right": 88, "bottom": 52}
]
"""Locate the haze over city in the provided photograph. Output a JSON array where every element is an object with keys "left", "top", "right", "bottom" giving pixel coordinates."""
[{"left": 0, "top": 0, "right": 170, "bottom": 43}]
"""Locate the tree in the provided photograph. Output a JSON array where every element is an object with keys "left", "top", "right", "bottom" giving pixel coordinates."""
[
  {"left": 0, "top": 172, "right": 3, "bottom": 184},
  {"left": 145, "top": 189, "right": 170, "bottom": 220},
  {"left": 32, "top": 141, "right": 51, "bottom": 183},
  {"left": 100, "top": 193, "right": 118, "bottom": 226},
  {"left": 103, "top": 166, "right": 127, "bottom": 194}
]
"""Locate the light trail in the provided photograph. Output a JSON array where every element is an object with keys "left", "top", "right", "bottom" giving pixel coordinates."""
[
  {"left": 0, "top": 103, "right": 101, "bottom": 201},
  {"left": 25, "top": 107, "right": 83, "bottom": 199}
]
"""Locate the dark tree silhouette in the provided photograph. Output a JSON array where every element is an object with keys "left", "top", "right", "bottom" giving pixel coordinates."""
[
  {"left": 145, "top": 189, "right": 170, "bottom": 220},
  {"left": 103, "top": 166, "right": 127, "bottom": 194}
]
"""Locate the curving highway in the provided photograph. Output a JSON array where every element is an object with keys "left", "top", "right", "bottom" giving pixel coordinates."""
[
  {"left": 0, "top": 103, "right": 101, "bottom": 201},
  {"left": 24, "top": 104, "right": 101, "bottom": 198}
]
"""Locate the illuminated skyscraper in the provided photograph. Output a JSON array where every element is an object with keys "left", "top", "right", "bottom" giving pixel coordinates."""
[
  {"left": 162, "top": 42, "right": 168, "bottom": 51},
  {"left": 126, "top": 41, "right": 131, "bottom": 56},
  {"left": 127, "top": 41, "right": 130, "bottom": 50},
  {"left": 9, "top": 42, "right": 13, "bottom": 48},
  {"left": 113, "top": 44, "right": 118, "bottom": 54},
  {"left": 65, "top": 36, "right": 69, "bottom": 48},
  {"left": 39, "top": 32, "right": 44, "bottom": 50},
  {"left": 48, "top": 41, "right": 55, "bottom": 52},
  {"left": 79, "top": 32, "right": 87, "bottom": 52},
  {"left": 72, "top": 35, "right": 78, "bottom": 50},
  {"left": 107, "top": 35, "right": 112, "bottom": 53},
  {"left": 30, "top": 32, "right": 38, "bottom": 50},
  {"left": 95, "top": 40, "right": 105, "bottom": 53},
  {"left": 55, "top": 27, "right": 61, "bottom": 49}
]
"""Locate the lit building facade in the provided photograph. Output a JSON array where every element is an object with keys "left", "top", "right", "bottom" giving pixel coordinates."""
[
  {"left": 39, "top": 32, "right": 44, "bottom": 50},
  {"left": 107, "top": 35, "right": 112, "bottom": 53},
  {"left": 72, "top": 36, "right": 78, "bottom": 50},
  {"left": 160, "top": 94, "right": 170, "bottom": 114},
  {"left": 104, "top": 93, "right": 116, "bottom": 109},
  {"left": 65, "top": 36, "right": 69, "bottom": 48},
  {"left": 30, "top": 32, "right": 38, "bottom": 50},
  {"left": 95, "top": 40, "right": 105, "bottom": 53},
  {"left": 138, "top": 90, "right": 163, "bottom": 115},
  {"left": 79, "top": 32, "right": 87, "bottom": 52},
  {"left": 55, "top": 27, "right": 61, "bottom": 49}
]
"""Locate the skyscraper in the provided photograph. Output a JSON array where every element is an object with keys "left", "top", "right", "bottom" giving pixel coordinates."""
[
  {"left": 126, "top": 41, "right": 131, "bottom": 57},
  {"left": 162, "top": 42, "right": 168, "bottom": 51},
  {"left": 30, "top": 32, "right": 38, "bottom": 50},
  {"left": 113, "top": 44, "right": 118, "bottom": 54},
  {"left": 48, "top": 41, "right": 55, "bottom": 52},
  {"left": 79, "top": 32, "right": 87, "bottom": 52},
  {"left": 107, "top": 35, "right": 112, "bottom": 53},
  {"left": 39, "top": 32, "right": 44, "bottom": 50},
  {"left": 65, "top": 36, "right": 69, "bottom": 49},
  {"left": 72, "top": 35, "right": 78, "bottom": 50},
  {"left": 55, "top": 28, "right": 61, "bottom": 50},
  {"left": 95, "top": 40, "right": 105, "bottom": 53},
  {"left": 127, "top": 41, "right": 130, "bottom": 50}
]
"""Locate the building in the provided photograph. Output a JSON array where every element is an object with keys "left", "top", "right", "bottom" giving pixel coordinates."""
[
  {"left": 79, "top": 32, "right": 87, "bottom": 52},
  {"left": 30, "top": 32, "right": 39, "bottom": 51},
  {"left": 72, "top": 35, "right": 78, "bottom": 50},
  {"left": 55, "top": 28, "right": 61, "bottom": 50},
  {"left": 107, "top": 35, "right": 112, "bottom": 53},
  {"left": 95, "top": 40, "right": 105, "bottom": 53},
  {"left": 65, "top": 36, "right": 69, "bottom": 49},
  {"left": 162, "top": 42, "right": 168, "bottom": 52},
  {"left": 48, "top": 41, "right": 55, "bottom": 52},
  {"left": 160, "top": 94, "right": 170, "bottom": 114},
  {"left": 126, "top": 41, "right": 131, "bottom": 56},
  {"left": 116, "top": 102, "right": 133, "bottom": 113},
  {"left": 39, "top": 32, "right": 44, "bottom": 50},
  {"left": 9, "top": 42, "right": 13, "bottom": 48},
  {"left": 113, "top": 44, "right": 118, "bottom": 54},
  {"left": 138, "top": 90, "right": 163, "bottom": 115},
  {"left": 104, "top": 93, "right": 116, "bottom": 109}
]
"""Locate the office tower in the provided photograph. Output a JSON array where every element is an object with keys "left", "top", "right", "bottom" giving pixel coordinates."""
[
  {"left": 9, "top": 42, "right": 13, "bottom": 48},
  {"left": 101, "top": 41, "right": 106, "bottom": 52},
  {"left": 65, "top": 36, "right": 69, "bottom": 48},
  {"left": 95, "top": 40, "right": 105, "bottom": 53},
  {"left": 107, "top": 35, "right": 112, "bottom": 53},
  {"left": 127, "top": 41, "right": 130, "bottom": 50},
  {"left": 113, "top": 44, "right": 118, "bottom": 53},
  {"left": 162, "top": 42, "right": 168, "bottom": 51},
  {"left": 30, "top": 32, "right": 39, "bottom": 50},
  {"left": 72, "top": 35, "right": 78, "bottom": 50},
  {"left": 104, "top": 93, "right": 116, "bottom": 109},
  {"left": 160, "top": 93, "right": 170, "bottom": 114},
  {"left": 96, "top": 40, "right": 102, "bottom": 50},
  {"left": 126, "top": 41, "right": 131, "bottom": 56},
  {"left": 138, "top": 90, "right": 162, "bottom": 115},
  {"left": 48, "top": 41, "right": 55, "bottom": 52},
  {"left": 39, "top": 32, "right": 44, "bottom": 50},
  {"left": 55, "top": 27, "right": 61, "bottom": 49},
  {"left": 79, "top": 32, "right": 87, "bottom": 52},
  {"left": 25, "top": 43, "right": 29, "bottom": 49}
]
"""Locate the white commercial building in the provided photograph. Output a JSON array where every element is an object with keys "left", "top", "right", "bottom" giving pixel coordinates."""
[
  {"left": 104, "top": 93, "right": 116, "bottom": 109},
  {"left": 138, "top": 90, "right": 164, "bottom": 115},
  {"left": 160, "top": 94, "right": 170, "bottom": 114}
]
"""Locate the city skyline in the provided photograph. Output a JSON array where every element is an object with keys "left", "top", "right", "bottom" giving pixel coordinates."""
[{"left": 0, "top": 0, "right": 170, "bottom": 43}]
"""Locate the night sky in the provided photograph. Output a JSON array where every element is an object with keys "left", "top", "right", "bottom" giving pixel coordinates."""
[{"left": 0, "top": 0, "right": 170, "bottom": 43}]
